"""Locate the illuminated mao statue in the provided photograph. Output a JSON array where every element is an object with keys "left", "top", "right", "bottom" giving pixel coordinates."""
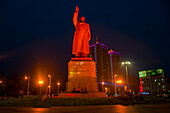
[{"left": 72, "top": 6, "right": 91, "bottom": 57}]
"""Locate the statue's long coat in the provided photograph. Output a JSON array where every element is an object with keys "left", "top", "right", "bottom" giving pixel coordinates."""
[{"left": 72, "top": 11, "right": 91, "bottom": 55}]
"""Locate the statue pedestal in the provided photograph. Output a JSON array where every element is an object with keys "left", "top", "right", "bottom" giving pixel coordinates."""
[{"left": 67, "top": 58, "right": 99, "bottom": 92}]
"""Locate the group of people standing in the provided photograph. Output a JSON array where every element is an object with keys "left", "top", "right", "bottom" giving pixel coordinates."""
[
  {"left": 72, "top": 87, "right": 88, "bottom": 94},
  {"left": 121, "top": 91, "right": 144, "bottom": 102}
]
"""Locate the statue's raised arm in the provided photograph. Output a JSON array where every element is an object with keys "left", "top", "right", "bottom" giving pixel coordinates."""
[{"left": 73, "top": 6, "right": 79, "bottom": 27}]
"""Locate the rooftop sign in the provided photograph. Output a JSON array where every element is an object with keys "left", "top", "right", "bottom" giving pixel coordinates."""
[{"left": 139, "top": 69, "right": 164, "bottom": 78}]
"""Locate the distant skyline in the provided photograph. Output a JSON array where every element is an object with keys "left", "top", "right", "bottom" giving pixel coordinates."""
[{"left": 0, "top": 0, "right": 169, "bottom": 79}]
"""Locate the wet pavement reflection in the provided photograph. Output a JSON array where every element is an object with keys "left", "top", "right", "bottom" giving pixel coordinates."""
[{"left": 0, "top": 103, "right": 169, "bottom": 113}]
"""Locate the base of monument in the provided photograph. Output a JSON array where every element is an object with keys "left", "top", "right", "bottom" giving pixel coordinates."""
[
  {"left": 58, "top": 92, "right": 106, "bottom": 98},
  {"left": 67, "top": 58, "right": 99, "bottom": 92}
]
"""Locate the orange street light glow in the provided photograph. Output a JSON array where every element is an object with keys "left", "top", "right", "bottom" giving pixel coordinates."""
[
  {"left": 117, "top": 80, "right": 122, "bottom": 84},
  {"left": 39, "top": 81, "right": 43, "bottom": 84},
  {"left": 102, "top": 82, "right": 105, "bottom": 85},
  {"left": 48, "top": 85, "right": 50, "bottom": 88},
  {"left": 57, "top": 83, "right": 60, "bottom": 85},
  {"left": 25, "top": 76, "right": 28, "bottom": 80},
  {"left": 0, "top": 81, "right": 2, "bottom": 83},
  {"left": 48, "top": 75, "right": 51, "bottom": 78}
]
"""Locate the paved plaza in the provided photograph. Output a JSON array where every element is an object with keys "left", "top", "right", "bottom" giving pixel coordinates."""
[{"left": 0, "top": 103, "right": 169, "bottom": 113}]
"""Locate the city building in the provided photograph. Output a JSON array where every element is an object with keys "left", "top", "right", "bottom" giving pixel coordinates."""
[
  {"left": 89, "top": 40, "right": 124, "bottom": 93},
  {"left": 139, "top": 69, "right": 166, "bottom": 95},
  {"left": 165, "top": 78, "right": 170, "bottom": 95},
  {"left": 89, "top": 41, "right": 110, "bottom": 82},
  {"left": 108, "top": 49, "right": 124, "bottom": 83}
]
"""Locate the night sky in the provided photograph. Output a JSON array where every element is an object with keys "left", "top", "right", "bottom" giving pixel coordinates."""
[{"left": 0, "top": 0, "right": 170, "bottom": 81}]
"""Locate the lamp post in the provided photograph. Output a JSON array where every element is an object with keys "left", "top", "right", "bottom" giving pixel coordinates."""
[
  {"left": 0, "top": 80, "right": 4, "bottom": 96},
  {"left": 57, "top": 82, "right": 60, "bottom": 97},
  {"left": 25, "top": 75, "right": 30, "bottom": 96},
  {"left": 39, "top": 81, "right": 43, "bottom": 95},
  {"left": 122, "top": 62, "right": 131, "bottom": 90},
  {"left": 48, "top": 75, "right": 51, "bottom": 98},
  {"left": 117, "top": 80, "right": 122, "bottom": 95},
  {"left": 0, "top": 80, "right": 6, "bottom": 96},
  {"left": 114, "top": 74, "right": 117, "bottom": 97},
  {"left": 102, "top": 82, "right": 105, "bottom": 92}
]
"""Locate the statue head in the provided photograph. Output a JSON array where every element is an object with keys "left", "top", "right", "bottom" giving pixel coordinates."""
[{"left": 80, "top": 16, "right": 85, "bottom": 22}]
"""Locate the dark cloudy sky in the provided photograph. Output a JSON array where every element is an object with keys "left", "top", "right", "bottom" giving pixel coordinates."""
[{"left": 0, "top": 0, "right": 170, "bottom": 80}]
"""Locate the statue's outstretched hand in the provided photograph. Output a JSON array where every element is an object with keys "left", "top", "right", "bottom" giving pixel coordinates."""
[{"left": 76, "top": 6, "right": 79, "bottom": 12}]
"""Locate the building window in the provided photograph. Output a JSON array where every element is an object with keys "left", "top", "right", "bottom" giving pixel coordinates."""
[{"left": 158, "top": 83, "right": 160, "bottom": 85}]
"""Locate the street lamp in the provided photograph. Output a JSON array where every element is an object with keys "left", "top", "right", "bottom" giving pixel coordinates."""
[
  {"left": 48, "top": 75, "right": 51, "bottom": 98},
  {"left": 0, "top": 80, "right": 5, "bottom": 96},
  {"left": 102, "top": 82, "right": 105, "bottom": 92},
  {"left": 25, "top": 76, "right": 28, "bottom": 80},
  {"left": 122, "top": 61, "right": 131, "bottom": 90},
  {"left": 117, "top": 80, "right": 122, "bottom": 95},
  {"left": 57, "top": 82, "right": 60, "bottom": 97},
  {"left": 25, "top": 75, "right": 30, "bottom": 96},
  {"left": 114, "top": 74, "right": 117, "bottom": 97},
  {"left": 118, "top": 80, "right": 122, "bottom": 83},
  {"left": 39, "top": 81, "right": 44, "bottom": 95}
]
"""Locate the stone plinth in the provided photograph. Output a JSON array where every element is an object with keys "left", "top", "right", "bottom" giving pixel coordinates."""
[{"left": 67, "top": 58, "right": 99, "bottom": 92}]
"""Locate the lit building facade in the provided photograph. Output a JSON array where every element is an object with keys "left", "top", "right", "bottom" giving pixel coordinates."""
[
  {"left": 166, "top": 78, "right": 170, "bottom": 94},
  {"left": 139, "top": 69, "right": 166, "bottom": 95},
  {"left": 89, "top": 42, "right": 110, "bottom": 82},
  {"left": 108, "top": 50, "right": 124, "bottom": 83},
  {"left": 90, "top": 41, "right": 125, "bottom": 94}
]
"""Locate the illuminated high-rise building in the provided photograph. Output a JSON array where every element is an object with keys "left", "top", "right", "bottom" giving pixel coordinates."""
[
  {"left": 108, "top": 50, "right": 124, "bottom": 83},
  {"left": 90, "top": 41, "right": 124, "bottom": 82},
  {"left": 90, "top": 40, "right": 125, "bottom": 93},
  {"left": 89, "top": 41, "right": 110, "bottom": 82}
]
